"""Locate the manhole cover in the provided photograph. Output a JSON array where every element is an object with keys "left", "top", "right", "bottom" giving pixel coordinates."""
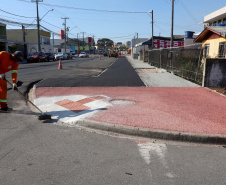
[{"left": 110, "top": 100, "right": 135, "bottom": 105}]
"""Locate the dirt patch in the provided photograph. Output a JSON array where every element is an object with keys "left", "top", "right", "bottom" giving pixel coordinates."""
[
  {"left": 209, "top": 87, "right": 226, "bottom": 96},
  {"left": 137, "top": 68, "right": 158, "bottom": 73}
]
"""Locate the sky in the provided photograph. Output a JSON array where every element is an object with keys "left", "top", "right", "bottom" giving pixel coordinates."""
[{"left": 1, "top": 0, "right": 226, "bottom": 44}]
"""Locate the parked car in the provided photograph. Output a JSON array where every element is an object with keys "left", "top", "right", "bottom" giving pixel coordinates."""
[
  {"left": 27, "top": 52, "right": 47, "bottom": 63},
  {"left": 103, "top": 51, "right": 108, "bottom": 56},
  {"left": 55, "top": 52, "right": 68, "bottom": 60},
  {"left": 45, "top": 52, "right": 55, "bottom": 61},
  {"left": 79, "top": 52, "right": 89, "bottom": 58},
  {"left": 66, "top": 53, "right": 73, "bottom": 59}
]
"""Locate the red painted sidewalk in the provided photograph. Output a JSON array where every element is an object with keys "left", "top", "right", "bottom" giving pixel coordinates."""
[{"left": 36, "top": 87, "right": 226, "bottom": 136}]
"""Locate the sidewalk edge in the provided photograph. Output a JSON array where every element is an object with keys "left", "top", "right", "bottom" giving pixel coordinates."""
[{"left": 77, "top": 119, "right": 226, "bottom": 145}]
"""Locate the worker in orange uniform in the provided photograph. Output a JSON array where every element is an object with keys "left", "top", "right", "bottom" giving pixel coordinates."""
[{"left": 0, "top": 51, "right": 24, "bottom": 111}]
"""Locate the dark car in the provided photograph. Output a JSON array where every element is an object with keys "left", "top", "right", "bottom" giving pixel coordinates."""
[
  {"left": 103, "top": 51, "right": 108, "bottom": 56},
  {"left": 66, "top": 53, "right": 73, "bottom": 59},
  {"left": 45, "top": 53, "right": 55, "bottom": 61},
  {"left": 27, "top": 52, "right": 47, "bottom": 63}
]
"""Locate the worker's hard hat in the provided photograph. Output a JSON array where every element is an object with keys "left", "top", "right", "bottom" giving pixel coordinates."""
[{"left": 13, "top": 51, "right": 24, "bottom": 62}]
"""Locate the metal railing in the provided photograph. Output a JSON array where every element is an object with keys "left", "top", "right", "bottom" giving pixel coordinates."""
[{"left": 148, "top": 46, "right": 204, "bottom": 85}]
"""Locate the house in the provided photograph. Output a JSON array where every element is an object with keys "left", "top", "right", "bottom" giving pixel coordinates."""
[
  {"left": 194, "top": 26, "right": 226, "bottom": 58},
  {"left": 194, "top": 6, "right": 226, "bottom": 58}
]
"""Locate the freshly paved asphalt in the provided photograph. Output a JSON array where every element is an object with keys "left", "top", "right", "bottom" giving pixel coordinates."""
[
  {"left": 33, "top": 56, "right": 226, "bottom": 144},
  {"left": 36, "top": 57, "right": 145, "bottom": 87}
]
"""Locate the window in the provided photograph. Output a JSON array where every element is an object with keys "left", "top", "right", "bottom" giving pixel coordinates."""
[
  {"left": 204, "top": 45, "right": 209, "bottom": 57},
  {"left": 40, "top": 36, "right": 50, "bottom": 45},
  {"left": 219, "top": 42, "right": 226, "bottom": 58},
  {"left": 213, "top": 21, "right": 217, "bottom": 26},
  {"left": 223, "top": 18, "right": 226, "bottom": 24},
  {"left": 218, "top": 19, "right": 222, "bottom": 24}
]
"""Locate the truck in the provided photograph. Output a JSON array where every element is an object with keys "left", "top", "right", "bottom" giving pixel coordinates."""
[{"left": 109, "top": 47, "right": 118, "bottom": 58}]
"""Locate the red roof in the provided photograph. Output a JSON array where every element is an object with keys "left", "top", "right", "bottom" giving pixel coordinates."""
[{"left": 194, "top": 26, "right": 226, "bottom": 42}]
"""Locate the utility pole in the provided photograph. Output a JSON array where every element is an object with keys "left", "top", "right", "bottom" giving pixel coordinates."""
[
  {"left": 32, "top": 0, "right": 43, "bottom": 52},
  {"left": 148, "top": 10, "right": 154, "bottom": 49},
  {"left": 52, "top": 32, "right": 54, "bottom": 53},
  {"left": 151, "top": 10, "right": 154, "bottom": 49},
  {"left": 137, "top": 33, "right": 138, "bottom": 38},
  {"left": 22, "top": 25, "right": 27, "bottom": 58},
  {"left": 170, "top": 0, "right": 174, "bottom": 47},
  {"left": 61, "top": 17, "right": 69, "bottom": 52},
  {"left": 77, "top": 33, "right": 80, "bottom": 54},
  {"left": 80, "top": 32, "right": 85, "bottom": 51}
]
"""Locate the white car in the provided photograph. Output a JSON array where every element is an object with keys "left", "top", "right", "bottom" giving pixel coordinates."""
[
  {"left": 79, "top": 52, "right": 89, "bottom": 58},
  {"left": 55, "top": 52, "right": 68, "bottom": 60}
]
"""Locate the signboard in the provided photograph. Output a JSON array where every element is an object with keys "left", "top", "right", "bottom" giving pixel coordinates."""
[
  {"left": 153, "top": 39, "right": 184, "bottom": 49},
  {"left": 88, "top": 37, "right": 92, "bottom": 43}
]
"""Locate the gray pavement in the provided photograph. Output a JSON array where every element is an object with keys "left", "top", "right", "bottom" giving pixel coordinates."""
[{"left": 126, "top": 56, "right": 200, "bottom": 87}]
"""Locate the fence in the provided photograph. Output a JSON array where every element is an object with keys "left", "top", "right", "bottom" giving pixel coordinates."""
[{"left": 148, "top": 46, "right": 204, "bottom": 85}]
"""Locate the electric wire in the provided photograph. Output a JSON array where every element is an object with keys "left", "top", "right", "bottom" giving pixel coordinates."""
[
  {"left": 178, "top": 0, "right": 199, "bottom": 24},
  {"left": 18, "top": 0, "right": 148, "bottom": 14},
  {"left": 0, "top": 8, "right": 36, "bottom": 18}
]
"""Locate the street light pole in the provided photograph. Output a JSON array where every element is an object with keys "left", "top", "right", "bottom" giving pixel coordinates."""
[{"left": 40, "top": 9, "right": 53, "bottom": 21}]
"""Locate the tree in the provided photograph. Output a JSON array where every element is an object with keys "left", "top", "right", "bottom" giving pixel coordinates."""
[
  {"left": 119, "top": 45, "right": 127, "bottom": 51},
  {"left": 97, "top": 38, "right": 114, "bottom": 48}
]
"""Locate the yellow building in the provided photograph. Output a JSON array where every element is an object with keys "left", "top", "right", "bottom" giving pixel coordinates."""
[
  {"left": 194, "top": 26, "right": 226, "bottom": 58},
  {"left": 7, "top": 29, "right": 51, "bottom": 44}
]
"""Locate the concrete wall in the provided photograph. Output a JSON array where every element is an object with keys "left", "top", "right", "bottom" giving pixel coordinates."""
[
  {"left": 205, "top": 58, "right": 226, "bottom": 87},
  {"left": 27, "top": 44, "right": 54, "bottom": 54}
]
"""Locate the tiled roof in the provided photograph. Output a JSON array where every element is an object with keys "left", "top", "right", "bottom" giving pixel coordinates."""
[{"left": 208, "top": 26, "right": 226, "bottom": 36}]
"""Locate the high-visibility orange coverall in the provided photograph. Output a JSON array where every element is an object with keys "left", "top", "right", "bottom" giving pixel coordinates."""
[{"left": 0, "top": 51, "right": 18, "bottom": 109}]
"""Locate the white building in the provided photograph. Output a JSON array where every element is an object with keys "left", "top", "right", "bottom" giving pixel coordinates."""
[{"left": 203, "top": 6, "right": 226, "bottom": 26}]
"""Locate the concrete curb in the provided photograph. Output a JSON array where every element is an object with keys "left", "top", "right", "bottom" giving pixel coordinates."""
[{"left": 77, "top": 119, "right": 226, "bottom": 145}]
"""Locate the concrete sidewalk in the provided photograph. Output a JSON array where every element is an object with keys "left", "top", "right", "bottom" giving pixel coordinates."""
[{"left": 33, "top": 56, "right": 226, "bottom": 144}]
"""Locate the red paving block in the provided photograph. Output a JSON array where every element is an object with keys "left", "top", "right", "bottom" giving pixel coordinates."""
[
  {"left": 55, "top": 99, "right": 90, "bottom": 113},
  {"left": 77, "top": 98, "right": 95, "bottom": 104},
  {"left": 55, "top": 99, "right": 73, "bottom": 106},
  {"left": 37, "top": 87, "right": 226, "bottom": 135}
]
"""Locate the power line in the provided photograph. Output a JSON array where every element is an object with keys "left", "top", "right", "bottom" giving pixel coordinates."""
[
  {"left": 18, "top": 0, "right": 148, "bottom": 14},
  {"left": 41, "top": 20, "right": 62, "bottom": 29},
  {"left": 0, "top": 8, "right": 36, "bottom": 18},
  {"left": 0, "top": 18, "right": 36, "bottom": 26},
  {"left": 179, "top": 0, "right": 199, "bottom": 24}
]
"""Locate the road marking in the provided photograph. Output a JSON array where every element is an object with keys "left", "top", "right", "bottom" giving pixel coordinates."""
[
  {"left": 138, "top": 142, "right": 176, "bottom": 178},
  {"left": 35, "top": 95, "right": 111, "bottom": 125}
]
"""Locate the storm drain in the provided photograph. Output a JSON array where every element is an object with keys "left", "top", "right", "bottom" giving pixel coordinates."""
[{"left": 110, "top": 100, "right": 135, "bottom": 105}]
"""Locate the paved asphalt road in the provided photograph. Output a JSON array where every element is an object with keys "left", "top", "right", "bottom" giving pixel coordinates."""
[
  {"left": 1, "top": 55, "right": 225, "bottom": 185},
  {"left": 36, "top": 56, "right": 145, "bottom": 87}
]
